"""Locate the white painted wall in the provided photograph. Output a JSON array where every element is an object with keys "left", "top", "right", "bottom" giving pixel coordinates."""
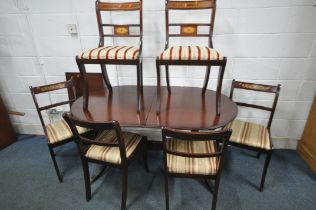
[{"left": 0, "top": 0, "right": 316, "bottom": 148}]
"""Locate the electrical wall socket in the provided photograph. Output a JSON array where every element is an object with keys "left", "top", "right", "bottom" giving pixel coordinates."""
[{"left": 67, "top": 24, "right": 77, "bottom": 35}]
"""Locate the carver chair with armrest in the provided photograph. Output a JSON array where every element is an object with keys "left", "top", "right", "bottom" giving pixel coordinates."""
[
  {"left": 76, "top": 0, "right": 143, "bottom": 112},
  {"left": 156, "top": 0, "right": 227, "bottom": 115},
  {"left": 63, "top": 113, "right": 149, "bottom": 210},
  {"left": 224, "top": 79, "right": 281, "bottom": 191},
  {"left": 162, "top": 127, "right": 232, "bottom": 210},
  {"left": 30, "top": 77, "right": 89, "bottom": 182}
]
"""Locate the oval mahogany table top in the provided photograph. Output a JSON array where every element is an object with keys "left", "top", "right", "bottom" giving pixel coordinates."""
[{"left": 70, "top": 86, "right": 238, "bottom": 130}]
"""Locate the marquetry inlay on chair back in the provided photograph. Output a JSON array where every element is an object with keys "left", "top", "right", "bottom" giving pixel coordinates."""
[
  {"left": 95, "top": 0, "right": 143, "bottom": 46},
  {"left": 165, "top": 0, "right": 216, "bottom": 45},
  {"left": 229, "top": 80, "right": 281, "bottom": 130}
]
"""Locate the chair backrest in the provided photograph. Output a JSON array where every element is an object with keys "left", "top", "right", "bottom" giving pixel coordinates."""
[
  {"left": 162, "top": 127, "right": 232, "bottom": 174},
  {"left": 229, "top": 79, "right": 281, "bottom": 130},
  {"left": 30, "top": 78, "right": 77, "bottom": 135},
  {"left": 63, "top": 113, "right": 128, "bottom": 164},
  {"left": 95, "top": 0, "right": 143, "bottom": 47},
  {"left": 165, "top": 0, "right": 217, "bottom": 48}
]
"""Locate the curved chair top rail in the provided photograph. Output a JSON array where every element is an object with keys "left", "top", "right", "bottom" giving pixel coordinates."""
[
  {"left": 162, "top": 126, "right": 231, "bottom": 141},
  {"left": 96, "top": 0, "right": 143, "bottom": 40},
  {"left": 165, "top": 0, "right": 217, "bottom": 47},
  {"left": 96, "top": 1, "right": 141, "bottom": 11},
  {"left": 162, "top": 127, "right": 232, "bottom": 158},
  {"left": 31, "top": 79, "right": 75, "bottom": 95},
  {"left": 64, "top": 112, "right": 121, "bottom": 131},
  {"left": 231, "top": 80, "right": 280, "bottom": 94},
  {"left": 30, "top": 77, "right": 77, "bottom": 112},
  {"left": 167, "top": 0, "right": 215, "bottom": 10}
]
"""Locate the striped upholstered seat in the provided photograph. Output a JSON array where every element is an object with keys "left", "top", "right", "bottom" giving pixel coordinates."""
[
  {"left": 79, "top": 46, "right": 139, "bottom": 60},
  {"left": 224, "top": 120, "right": 271, "bottom": 150},
  {"left": 85, "top": 130, "right": 142, "bottom": 164},
  {"left": 159, "top": 46, "right": 223, "bottom": 61},
  {"left": 166, "top": 138, "right": 218, "bottom": 175},
  {"left": 46, "top": 120, "right": 88, "bottom": 144}
]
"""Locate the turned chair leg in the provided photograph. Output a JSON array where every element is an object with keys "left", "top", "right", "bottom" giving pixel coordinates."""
[
  {"left": 82, "top": 158, "right": 91, "bottom": 201},
  {"left": 121, "top": 168, "right": 128, "bottom": 210},
  {"left": 48, "top": 146, "right": 63, "bottom": 183},
  {"left": 260, "top": 151, "right": 272, "bottom": 192}
]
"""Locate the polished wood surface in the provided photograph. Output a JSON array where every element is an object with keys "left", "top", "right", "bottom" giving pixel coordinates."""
[
  {"left": 71, "top": 86, "right": 154, "bottom": 126},
  {"left": 297, "top": 95, "right": 316, "bottom": 174},
  {"left": 167, "top": 0, "right": 214, "bottom": 10},
  {"left": 71, "top": 86, "right": 237, "bottom": 130},
  {"left": 97, "top": 1, "right": 141, "bottom": 11},
  {"left": 65, "top": 72, "right": 105, "bottom": 102}
]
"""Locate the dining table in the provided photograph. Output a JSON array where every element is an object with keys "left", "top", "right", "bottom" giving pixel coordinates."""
[
  {"left": 70, "top": 85, "right": 238, "bottom": 130},
  {"left": 66, "top": 72, "right": 238, "bottom": 147}
]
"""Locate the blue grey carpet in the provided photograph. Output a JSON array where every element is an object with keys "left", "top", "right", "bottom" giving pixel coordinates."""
[{"left": 0, "top": 135, "right": 315, "bottom": 210}]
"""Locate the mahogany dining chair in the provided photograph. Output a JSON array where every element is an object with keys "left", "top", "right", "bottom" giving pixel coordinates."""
[
  {"left": 63, "top": 113, "right": 149, "bottom": 210},
  {"left": 76, "top": 0, "right": 144, "bottom": 112},
  {"left": 156, "top": 0, "right": 227, "bottom": 115},
  {"left": 162, "top": 127, "right": 232, "bottom": 210},
  {"left": 224, "top": 80, "right": 281, "bottom": 191},
  {"left": 30, "top": 78, "right": 90, "bottom": 182}
]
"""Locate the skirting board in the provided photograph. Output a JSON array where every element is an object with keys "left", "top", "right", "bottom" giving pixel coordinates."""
[
  {"left": 13, "top": 124, "right": 298, "bottom": 149},
  {"left": 297, "top": 141, "right": 316, "bottom": 174}
]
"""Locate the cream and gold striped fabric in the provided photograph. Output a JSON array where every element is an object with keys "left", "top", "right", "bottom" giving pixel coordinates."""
[
  {"left": 85, "top": 130, "right": 142, "bottom": 164},
  {"left": 166, "top": 138, "right": 218, "bottom": 175},
  {"left": 79, "top": 46, "right": 139, "bottom": 60},
  {"left": 159, "top": 46, "right": 223, "bottom": 61},
  {"left": 224, "top": 120, "right": 271, "bottom": 150},
  {"left": 46, "top": 120, "right": 88, "bottom": 144}
]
